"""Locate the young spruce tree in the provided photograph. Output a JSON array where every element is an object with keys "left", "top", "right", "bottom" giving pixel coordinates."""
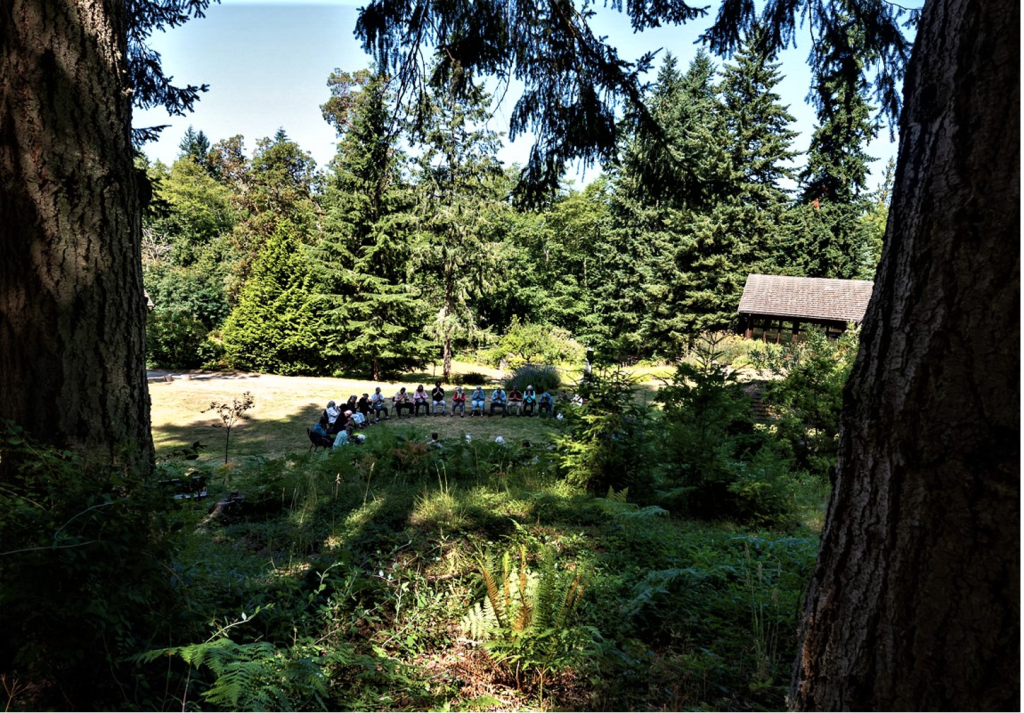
[{"left": 221, "top": 222, "right": 322, "bottom": 374}]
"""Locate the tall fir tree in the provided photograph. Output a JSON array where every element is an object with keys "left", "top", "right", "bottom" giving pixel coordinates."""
[
  {"left": 795, "top": 18, "right": 878, "bottom": 279},
  {"left": 313, "top": 69, "right": 431, "bottom": 379},
  {"left": 413, "top": 65, "right": 504, "bottom": 379},
  {"left": 716, "top": 30, "right": 800, "bottom": 277},
  {"left": 654, "top": 51, "right": 741, "bottom": 342}
]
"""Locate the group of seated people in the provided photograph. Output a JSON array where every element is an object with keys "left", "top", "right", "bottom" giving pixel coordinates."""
[{"left": 310, "top": 381, "right": 560, "bottom": 449}]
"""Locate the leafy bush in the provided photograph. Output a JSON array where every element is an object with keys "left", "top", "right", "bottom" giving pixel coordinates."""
[
  {"left": 482, "top": 316, "right": 586, "bottom": 369},
  {"left": 452, "top": 370, "right": 492, "bottom": 386},
  {"left": 144, "top": 261, "right": 232, "bottom": 331},
  {"left": 504, "top": 363, "right": 561, "bottom": 393},
  {"left": 147, "top": 308, "right": 209, "bottom": 369}
]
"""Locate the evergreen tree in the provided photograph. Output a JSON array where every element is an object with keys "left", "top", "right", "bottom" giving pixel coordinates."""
[
  {"left": 178, "top": 126, "right": 207, "bottom": 158},
  {"left": 221, "top": 222, "right": 322, "bottom": 375},
  {"left": 716, "top": 31, "right": 800, "bottom": 277},
  {"left": 858, "top": 157, "right": 895, "bottom": 279},
  {"left": 647, "top": 52, "right": 739, "bottom": 343},
  {"left": 413, "top": 66, "right": 504, "bottom": 379},
  {"left": 718, "top": 29, "right": 799, "bottom": 210},
  {"left": 313, "top": 70, "right": 431, "bottom": 379},
  {"left": 795, "top": 18, "right": 878, "bottom": 279}
]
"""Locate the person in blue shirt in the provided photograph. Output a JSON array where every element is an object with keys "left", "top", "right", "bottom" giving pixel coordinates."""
[
  {"left": 538, "top": 389, "right": 554, "bottom": 417},
  {"left": 490, "top": 386, "right": 507, "bottom": 417},
  {"left": 470, "top": 386, "right": 486, "bottom": 416},
  {"left": 333, "top": 425, "right": 353, "bottom": 449},
  {"left": 522, "top": 385, "right": 538, "bottom": 416}
]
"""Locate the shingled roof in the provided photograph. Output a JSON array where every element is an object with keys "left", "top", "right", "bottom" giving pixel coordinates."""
[{"left": 737, "top": 274, "right": 874, "bottom": 323}]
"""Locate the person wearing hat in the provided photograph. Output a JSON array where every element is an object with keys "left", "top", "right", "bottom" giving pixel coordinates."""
[{"left": 522, "top": 385, "right": 537, "bottom": 416}]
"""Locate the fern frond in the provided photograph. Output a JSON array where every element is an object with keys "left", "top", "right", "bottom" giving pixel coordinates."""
[
  {"left": 480, "top": 565, "right": 506, "bottom": 627},
  {"left": 502, "top": 551, "right": 512, "bottom": 614},
  {"left": 461, "top": 599, "right": 500, "bottom": 641},
  {"left": 532, "top": 553, "right": 558, "bottom": 632},
  {"left": 606, "top": 486, "right": 630, "bottom": 503}
]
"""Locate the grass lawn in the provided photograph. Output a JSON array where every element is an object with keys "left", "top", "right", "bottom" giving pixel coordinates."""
[{"left": 150, "top": 365, "right": 565, "bottom": 463}]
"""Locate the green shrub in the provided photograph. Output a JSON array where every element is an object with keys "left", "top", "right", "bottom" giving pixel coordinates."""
[
  {"left": 656, "top": 333, "right": 797, "bottom": 526},
  {"left": 452, "top": 370, "right": 492, "bottom": 386},
  {"left": 749, "top": 327, "right": 859, "bottom": 478},
  {"left": 220, "top": 223, "right": 325, "bottom": 375},
  {"left": 482, "top": 317, "right": 586, "bottom": 369},
  {"left": 147, "top": 308, "right": 209, "bottom": 369},
  {"left": 505, "top": 363, "right": 561, "bottom": 393}
]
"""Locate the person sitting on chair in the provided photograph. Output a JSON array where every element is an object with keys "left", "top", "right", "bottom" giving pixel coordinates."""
[
  {"left": 320, "top": 400, "right": 343, "bottom": 435},
  {"left": 413, "top": 384, "right": 430, "bottom": 416},
  {"left": 507, "top": 386, "right": 524, "bottom": 416},
  {"left": 357, "top": 393, "right": 372, "bottom": 424},
  {"left": 345, "top": 395, "right": 359, "bottom": 415},
  {"left": 370, "top": 387, "right": 390, "bottom": 422},
  {"left": 490, "top": 386, "right": 508, "bottom": 417},
  {"left": 522, "top": 385, "right": 537, "bottom": 416},
  {"left": 431, "top": 381, "right": 446, "bottom": 415},
  {"left": 350, "top": 410, "right": 368, "bottom": 429},
  {"left": 451, "top": 386, "right": 467, "bottom": 417},
  {"left": 470, "top": 385, "right": 486, "bottom": 416},
  {"left": 310, "top": 421, "right": 332, "bottom": 448},
  {"left": 538, "top": 388, "right": 554, "bottom": 417},
  {"left": 394, "top": 387, "right": 414, "bottom": 418}
]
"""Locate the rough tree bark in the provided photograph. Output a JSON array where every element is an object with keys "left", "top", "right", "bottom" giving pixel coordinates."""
[
  {"left": 790, "top": 0, "right": 1019, "bottom": 709},
  {"left": 0, "top": 0, "right": 153, "bottom": 471}
]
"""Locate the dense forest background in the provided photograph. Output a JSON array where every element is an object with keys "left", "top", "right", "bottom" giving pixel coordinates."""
[{"left": 142, "top": 44, "right": 890, "bottom": 377}]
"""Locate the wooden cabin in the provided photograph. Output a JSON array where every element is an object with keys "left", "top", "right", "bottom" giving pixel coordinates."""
[{"left": 737, "top": 274, "right": 874, "bottom": 342}]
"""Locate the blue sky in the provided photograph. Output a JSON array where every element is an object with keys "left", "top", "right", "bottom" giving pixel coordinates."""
[{"left": 133, "top": 0, "right": 903, "bottom": 190}]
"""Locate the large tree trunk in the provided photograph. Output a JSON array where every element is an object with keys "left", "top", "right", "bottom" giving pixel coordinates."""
[
  {"left": 790, "top": 0, "right": 1019, "bottom": 709},
  {"left": 0, "top": 0, "right": 153, "bottom": 472}
]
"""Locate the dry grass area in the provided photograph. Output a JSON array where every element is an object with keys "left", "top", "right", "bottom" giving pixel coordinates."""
[{"left": 149, "top": 364, "right": 563, "bottom": 463}]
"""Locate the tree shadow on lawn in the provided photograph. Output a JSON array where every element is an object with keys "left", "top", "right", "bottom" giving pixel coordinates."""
[{"left": 152, "top": 400, "right": 328, "bottom": 462}]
